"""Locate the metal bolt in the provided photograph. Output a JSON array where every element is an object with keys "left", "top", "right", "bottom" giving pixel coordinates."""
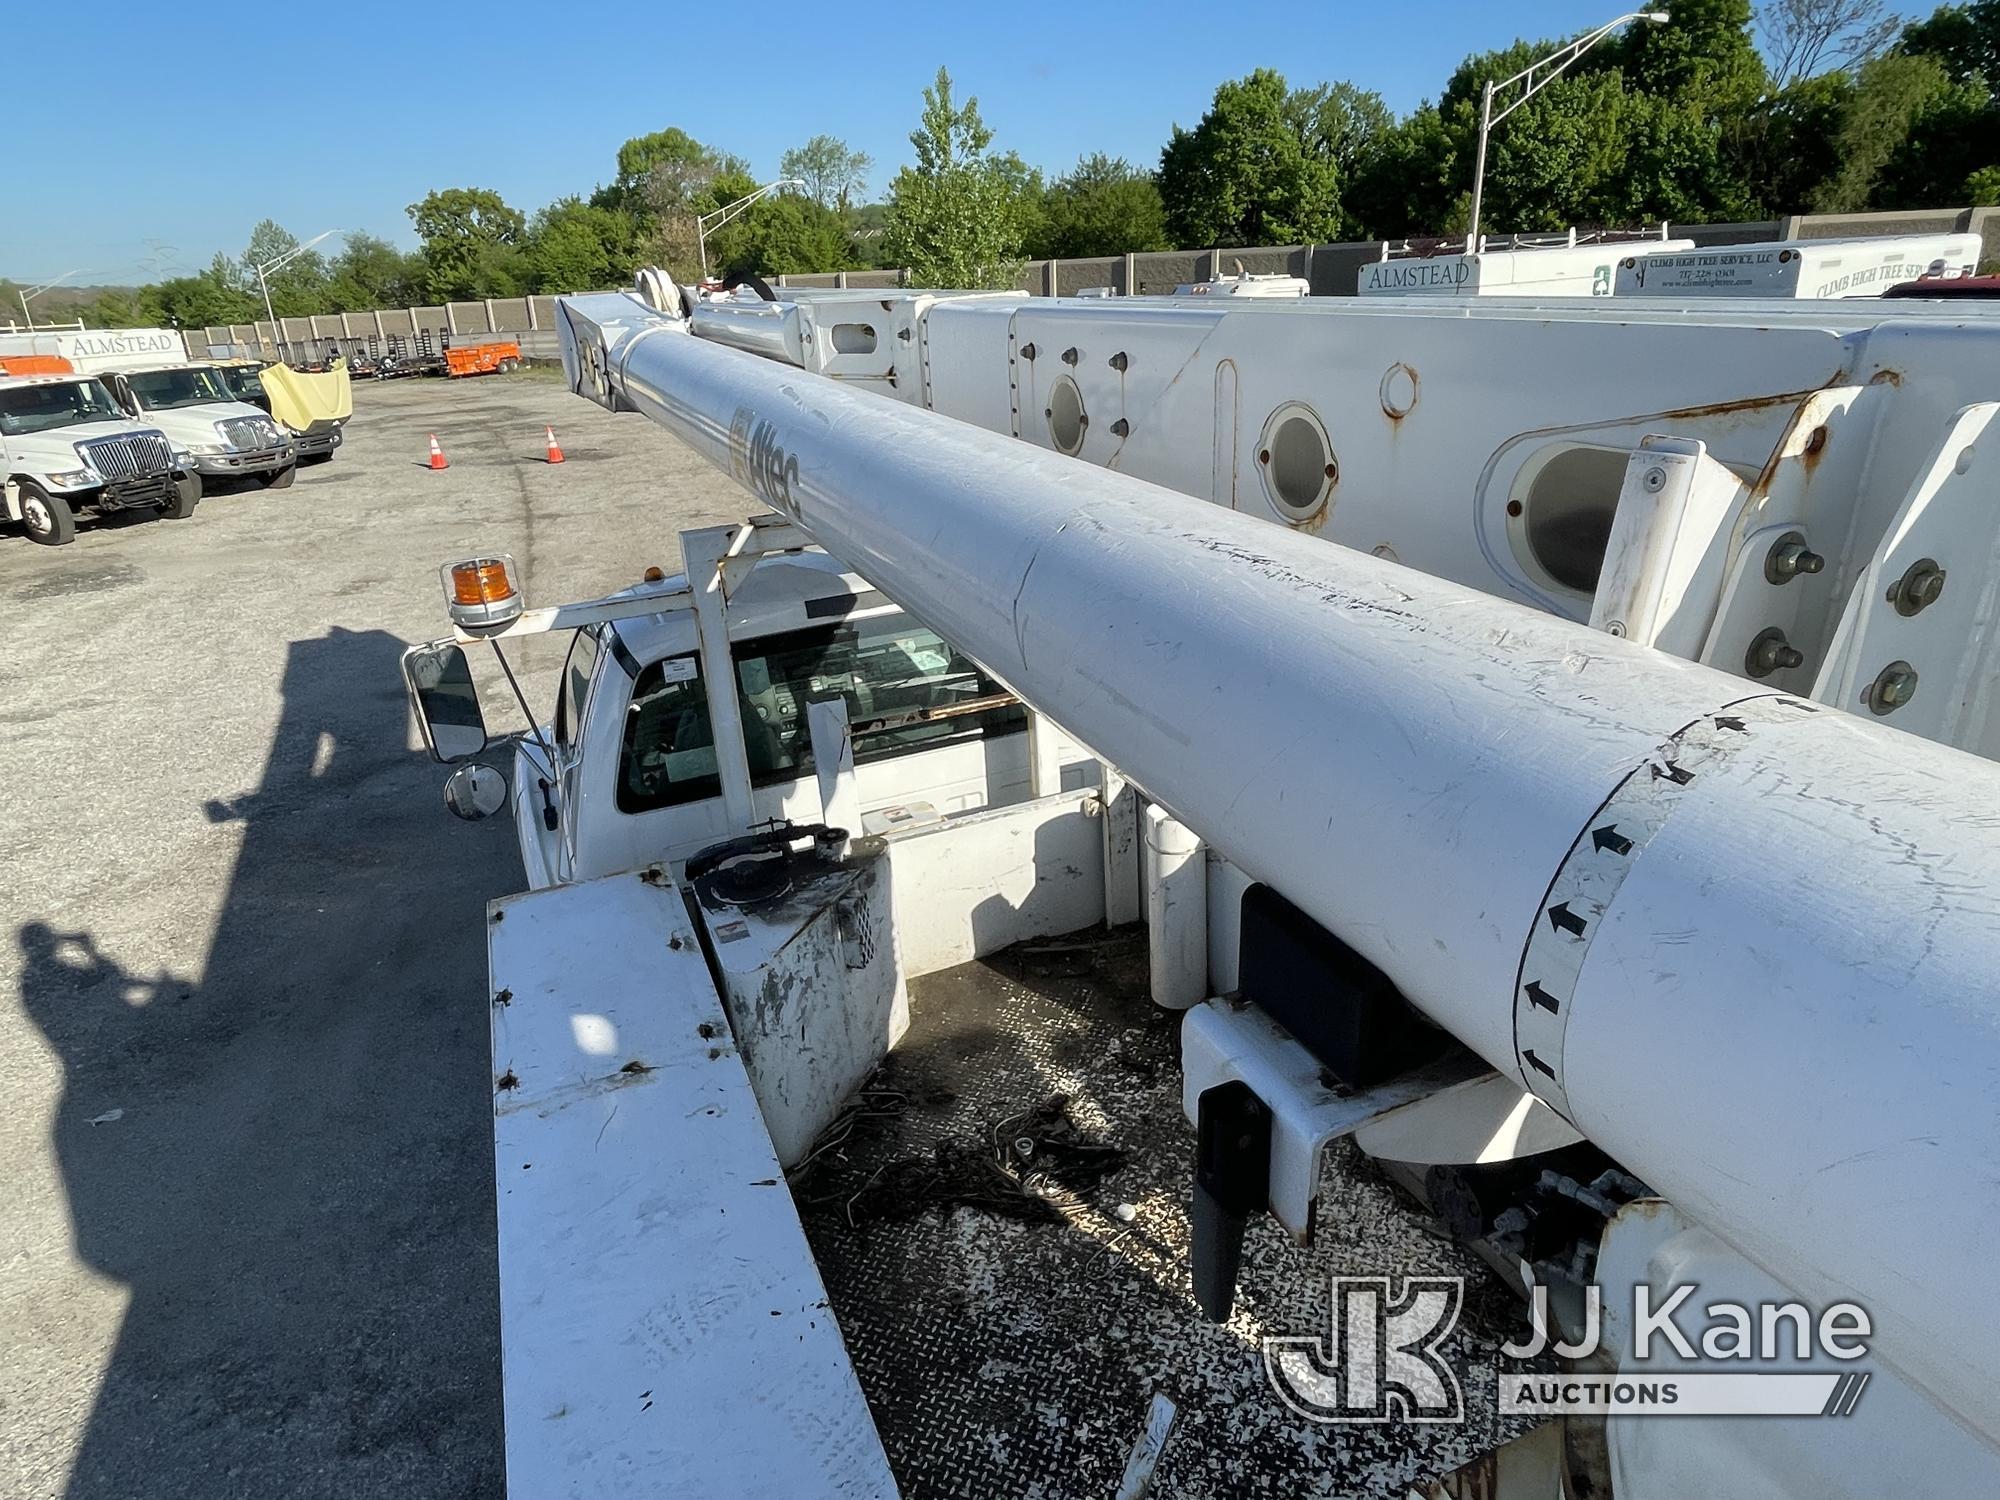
[
  {"left": 1061, "top": 346, "right": 1079, "bottom": 366},
  {"left": 1764, "top": 531, "right": 1826, "bottom": 586},
  {"left": 1641, "top": 466, "right": 1668, "bottom": 493},
  {"left": 1867, "top": 661, "right": 1919, "bottom": 715},
  {"left": 1108, "top": 350, "right": 1129, "bottom": 372},
  {"left": 1888, "top": 558, "right": 1946, "bottom": 617},
  {"left": 1745, "top": 627, "right": 1805, "bottom": 678}
]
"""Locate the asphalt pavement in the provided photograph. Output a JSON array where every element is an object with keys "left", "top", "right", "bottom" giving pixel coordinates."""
[{"left": 0, "top": 368, "right": 745, "bottom": 1499}]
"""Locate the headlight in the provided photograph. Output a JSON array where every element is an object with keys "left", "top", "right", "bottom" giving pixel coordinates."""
[
  {"left": 47, "top": 468, "right": 95, "bottom": 488},
  {"left": 187, "top": 442, "right": 228, "bottom": 455}
]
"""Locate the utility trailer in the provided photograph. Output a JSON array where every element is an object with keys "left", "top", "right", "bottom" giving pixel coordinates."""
[
  {"left": 402, "top": 277, "right": 2000, "bottom": 1497},
  {"left": 443, "top": 339, "right": 525, "bottom": 377}
]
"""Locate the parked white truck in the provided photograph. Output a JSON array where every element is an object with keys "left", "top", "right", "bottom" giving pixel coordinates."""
[
  {"left": 403, "top": 279, "right": 2000, "bottom": 1499},
  {"left": 0, "top": 371, "right": 199, "bottom": 544},
  {"left": 100, "top": 363, "right": 296, "bottom": 492}
]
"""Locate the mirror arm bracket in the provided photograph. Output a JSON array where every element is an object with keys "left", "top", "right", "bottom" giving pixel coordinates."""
[{"left": 488, "top": 641, "right": 560, "bottom": 831}]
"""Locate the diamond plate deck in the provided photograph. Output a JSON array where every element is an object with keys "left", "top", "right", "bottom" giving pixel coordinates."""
[{"left": 798, "top": 930, "right": 1541, "bottom": 1499}]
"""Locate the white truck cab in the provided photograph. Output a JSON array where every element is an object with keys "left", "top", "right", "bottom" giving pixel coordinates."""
[
  {"left": 405, "top": 516, "right": 1095, "bottom": 891},
  {"left": 0, "top": 372, "right": 200, "bottom": 545},
  {"left": 102, "top": 363, "right": 296, "bottom": 492}
]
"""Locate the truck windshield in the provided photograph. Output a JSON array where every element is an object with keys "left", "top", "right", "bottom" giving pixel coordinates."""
[
  {"left": 218, "top": 367, "right": 265, "bottom": 401},
  {"left": 0, "top": 379, "right": 125, "bottom": 435},
  {"left": 617, "top": 614, "right": 1026, "bottom": 812},
  {"left": 124, "top": 367, "right": 229, "bottom": 409}
]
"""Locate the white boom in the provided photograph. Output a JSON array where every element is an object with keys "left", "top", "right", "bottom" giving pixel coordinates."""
[{"left": 557, "top": 290, "right": 2000, "bottom": 1446}]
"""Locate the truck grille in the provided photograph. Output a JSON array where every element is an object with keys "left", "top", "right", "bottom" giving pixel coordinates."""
[
  {"left": 79, "top": 432, "right": 174, "bottom": 480},
  {"left": 219, "top": 416, "right": 281, "bottom": 450}
]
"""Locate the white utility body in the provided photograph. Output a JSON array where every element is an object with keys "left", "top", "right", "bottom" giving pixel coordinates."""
[
  {"left": 400, "top": 272, "right": 2000, "bottom": 1499},
  {"left": 0, "top": 324, "right": 189, "bottom": 372},
  {"left": 1614, "top": 231, "right": 1982, "bottom": 298},
  {"left": 1359, "top": 230, "right": 1693, "bottom": 297},
  {"left": 0, "top": 371, "right": 199, "bottom": 545}
]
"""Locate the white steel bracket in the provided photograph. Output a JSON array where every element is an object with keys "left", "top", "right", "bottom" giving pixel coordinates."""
[
  {"left": 1813, "top": 403, "right": 2000, "bottom": 755},
  {"left": 1180, "top": 998, "right": 1488, "bottom": 1244}
]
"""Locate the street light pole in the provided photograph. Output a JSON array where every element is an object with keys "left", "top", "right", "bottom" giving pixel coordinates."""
[
  {"left": 249, "top": 228, "right": 340, "bottom": 356},
  {"left": 695, "top": 178, "right": 806, "bottom": 281},
  {"left": 17, "top": 269, "right": 83, "bottom": 331},
  {"left": 1466, "top": 11, "right": 1670, "bottom": 247}
]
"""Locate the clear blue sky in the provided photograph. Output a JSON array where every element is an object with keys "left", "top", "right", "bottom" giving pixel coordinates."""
[{"left": 5, "top": 0, "right": 1660, "bottom": 282}]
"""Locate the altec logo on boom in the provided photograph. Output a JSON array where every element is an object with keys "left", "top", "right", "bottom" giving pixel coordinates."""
[
  {"left": 728, "top": 406, "right": 800, "bottom": 518},
  {"left": 1265, "top": 1277, "right": 1874, "bottom": 1423}
]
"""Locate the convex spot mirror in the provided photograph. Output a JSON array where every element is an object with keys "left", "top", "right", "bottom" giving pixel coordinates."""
[
  {"left": 403, "top": 641, "right": 489, "bottom": 762},
  {"left": 444, "top": 763, "right": 508, "bottom": 821}
]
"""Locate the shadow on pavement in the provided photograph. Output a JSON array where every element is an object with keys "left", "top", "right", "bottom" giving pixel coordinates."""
[{"left": 19, "top": 625, "right": 513, "bottom": 1499}]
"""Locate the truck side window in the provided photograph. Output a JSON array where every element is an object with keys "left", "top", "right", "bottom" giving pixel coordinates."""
[
  {"left": 615, "top": 616, "right": 1026, "bottom": 815},
  {"left": 555, "top": 626, "right": 602, "bottom": 757},
  {"left": 618, "top": 657, "right": 717, "bottom": 810}
]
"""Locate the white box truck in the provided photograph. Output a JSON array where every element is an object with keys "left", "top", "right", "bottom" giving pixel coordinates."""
[{"left": 1615, "top": 233, "right": 1982, "bottom": 298}]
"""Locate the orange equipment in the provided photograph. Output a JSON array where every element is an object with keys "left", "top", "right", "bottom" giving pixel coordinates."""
[{"left": 443, "top": 341, "right": 524, "bottom": 378}]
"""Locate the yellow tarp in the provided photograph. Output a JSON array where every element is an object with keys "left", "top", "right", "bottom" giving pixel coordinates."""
[{"left": 258, "top": 360, "right": 352, "bottom": 430}]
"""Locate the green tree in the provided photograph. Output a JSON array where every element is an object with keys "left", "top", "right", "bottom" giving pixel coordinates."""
[
  {"left": 1159, "top": 69, "right": 1342, "bottom": 247},
  {"left": 325, "top": 233, "right": 423, "bottom": 310},
  {"left": 1730, "top": 71, "right": 1854, "bottom": 212},
  {"left": 1345, "top": 105, "right": 1461, "bottom": 237},
  {"left": 1816, "top": 53, "right": 1961, "bottom": 208},
  {"left": 1900, "top": 0, "right": 2000, "bottom": 84},
  {"left": 1032, "top": 154, "right": 1169, "bottom": 258},
  {"left": 614, "top": 127, "right": 748, "bottom": 209},
  {"left": 523, "top": 197, "right": 639, "bottom": 292},
  {"left": 780, "top": 135, "right": 873, "bottom": 212},
  {"left": 883, "top": 68, "right": 1034, "bottom": 288},
  {"left": 407, "top": 187, "right": 527, "bottom": 301},
  {"left": 1283, "top": 81, "right": 1396, "bottom": 235},
  {"left": 709, "top": 193, "right": 857, "bottom": 276},
  {"left": 241, "top": 221, "right": 328, "bottom": 317},
  {"left": 1969, "top": 164, "right": 2000, "bottom": 203},
  {"left": 152, "top": 261, "right": 259, "bottom": 329}
]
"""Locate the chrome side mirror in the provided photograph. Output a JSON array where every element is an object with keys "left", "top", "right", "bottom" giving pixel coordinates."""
[
  {"left": 403, "top": 641, "right": 488, "bottom": 762},
  {"left": 444, "top": 763, "right": 508, "bottom": 821}
]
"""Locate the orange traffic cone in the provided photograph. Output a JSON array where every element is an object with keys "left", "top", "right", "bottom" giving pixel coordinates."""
[
  {"left": 544, "top": 426, "right": 565, "bottom": 465},
  {"left": 427, "top": 434, "right": 449, "bottom": 470}
]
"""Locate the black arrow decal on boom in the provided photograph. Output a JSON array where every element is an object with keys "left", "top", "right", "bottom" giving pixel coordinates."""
[
  {"left": 1713, "top": 715, "right": 1746, "bottom": 732},
  {"left": 1591, "top": 825, "right": 1634, "bottom": 856},
  {"left": 1523, "top": 981, "right": 1561, "bottom": 1014},
  {"left": 1651, "top": 761, "right": 1695, "bottom": 785},
  {"left": 1547, "top": 902, "right": 1588, "bottom": 938},
  {"left": 1524, "top": 1049, "right": 1557, "bottom": 1080}
]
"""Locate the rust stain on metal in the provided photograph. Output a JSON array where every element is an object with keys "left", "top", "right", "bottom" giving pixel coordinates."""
[
  {"left": 493, "top": 988, "right": 512, "bottom": 1006},
  {"left": 496, "top": 1070, "right": 520, "bottom": 1092},
  {"left": 620, "top": 1059, "right": 655, "bottom": 1076}
]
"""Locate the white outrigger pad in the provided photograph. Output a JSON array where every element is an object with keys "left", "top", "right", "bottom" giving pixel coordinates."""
[{"left": 487, "top": 867, "right": 897, "bottom": 1498}]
